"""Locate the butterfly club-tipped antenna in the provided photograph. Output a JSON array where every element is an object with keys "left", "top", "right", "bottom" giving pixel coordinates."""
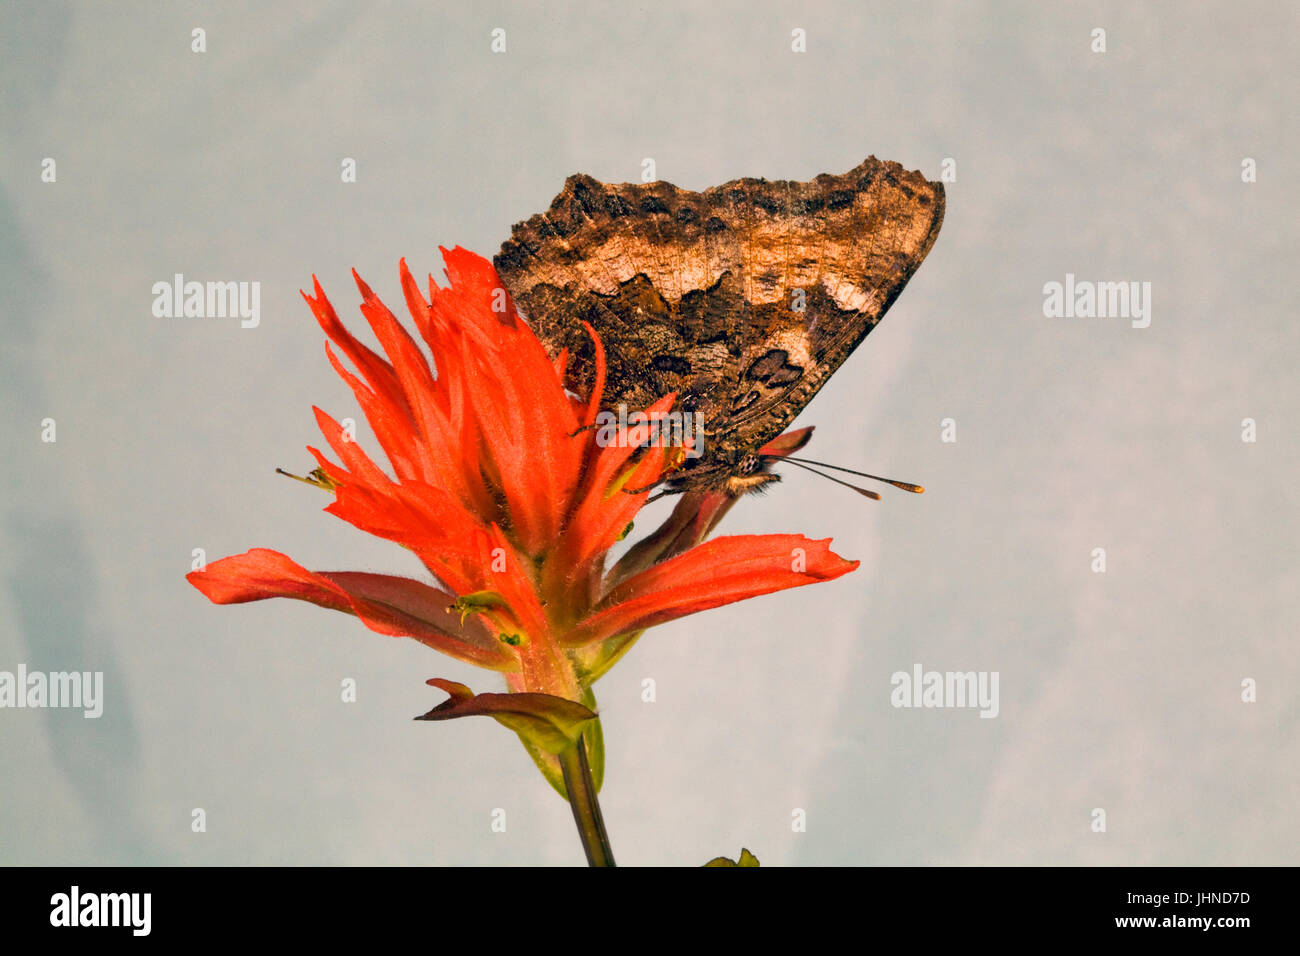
[{"left": 770, "top": 454, "right": 925, "bottom": 501}]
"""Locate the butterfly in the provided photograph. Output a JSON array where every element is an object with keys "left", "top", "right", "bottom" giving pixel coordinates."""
[{"left": 494, "top": 156, "right": 945, "bottom": 498}]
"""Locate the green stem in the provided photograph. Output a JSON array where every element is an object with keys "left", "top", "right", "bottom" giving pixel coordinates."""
[{"left": 559, "top": 734, "right": 615, "bottom": 867}]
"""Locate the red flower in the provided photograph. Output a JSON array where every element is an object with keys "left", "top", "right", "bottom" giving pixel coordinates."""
[{"left": 187, "top": 247, "right": 857, "bottom": 792}]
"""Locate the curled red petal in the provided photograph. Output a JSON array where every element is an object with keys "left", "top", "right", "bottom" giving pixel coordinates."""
[{"left": 416, "top": 678, "right": 597, "bottom": 756}]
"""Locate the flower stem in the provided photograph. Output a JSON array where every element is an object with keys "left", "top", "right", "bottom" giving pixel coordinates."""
[{"left": 559, "top": 734, "right": 615, "bottom": 867}]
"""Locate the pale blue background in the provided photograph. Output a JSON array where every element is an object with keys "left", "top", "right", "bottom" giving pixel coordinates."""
[{"left": 2, "top": 0, "right": 1296, "bottom": 865}]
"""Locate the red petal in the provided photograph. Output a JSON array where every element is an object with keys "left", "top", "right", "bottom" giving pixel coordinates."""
[
  {"left": 352, "top": 269, "right": 446, "bottom": 481},
  {"left": 301, "top": 279, "right": 412, "bottom": 425},
  {"left": 565, "top": 535, "right": 859, "bottom": 646},
  {"left": 579, "top": 321, "right": 607, "bottom": 428},
  {"left": 428, "top": 249, "right": 584, "bottom": 555},
  {"left": 759, "top": 426, "right": 814, "bottom": 457},
  {"left": 605, "top": 489, "right": 732, "bottom": 587},
  {"left": 322, "top": 342, "right": 422, "bottom": 481},
  {"left": 186, "top": 549, "right": 516, "bottom": 670},
  {"left": 549, "top": 393, "right": 679, "bottom": 596}
]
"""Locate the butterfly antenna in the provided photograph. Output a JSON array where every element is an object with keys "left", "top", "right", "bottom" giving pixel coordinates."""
[
  {"left": 781, "top": 458, "right": 882, "bottom": 500},
  {"left": 781, "top": 456, "right": 924, "bottom": 494}
]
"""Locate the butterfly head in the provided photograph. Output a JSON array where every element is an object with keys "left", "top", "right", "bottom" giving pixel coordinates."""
[
  {"left": 721, "top": 451, "right": 781, "bottom": 497},
  {"left": 655, "top": 446, "right": 781, "bottom": 498}
]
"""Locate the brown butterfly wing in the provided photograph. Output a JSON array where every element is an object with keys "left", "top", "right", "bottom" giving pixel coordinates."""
[
  {"left": 493, "top": 173, "right": 742, "bottom": 416},
  {"left": 707, "top": 160, "right": 946, "bottom": 452},
  {"left": 494, "top": 156, "right": 945, "bottom": 478}
]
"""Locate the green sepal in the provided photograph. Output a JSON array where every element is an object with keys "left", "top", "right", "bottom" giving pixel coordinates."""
[
  {"left": 580, "top": 685, "right": 604, "bottom": 792},
  {"left": 573, "top": 630, "right": 644, "bottom": 686},
  {"left": 519, "top": 732, "right": 568, "bottom": 798},
  {"left": 518, "top": 685, "right": 604, "bottom": 800},
  {"left": 416, "top": 678, "right": 596, "bottom": 756}
]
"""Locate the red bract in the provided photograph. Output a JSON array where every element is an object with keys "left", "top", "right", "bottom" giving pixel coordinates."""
[{"left": 187, "top": 247, "right": 858, "bottom": 792}]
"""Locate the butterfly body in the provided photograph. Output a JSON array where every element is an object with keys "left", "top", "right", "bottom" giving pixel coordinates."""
[{"left": 495, "top": 156, "right": 945, "bottom": 496}]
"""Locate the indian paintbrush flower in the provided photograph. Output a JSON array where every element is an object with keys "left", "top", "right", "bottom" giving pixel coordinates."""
[{"left": 187, "top": 247, "right": 857, "bottom": 860}]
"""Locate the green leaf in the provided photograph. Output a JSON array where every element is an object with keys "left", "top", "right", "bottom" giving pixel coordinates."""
[{"left": 703, "top": 848, "right": 760, "bottom": 867}]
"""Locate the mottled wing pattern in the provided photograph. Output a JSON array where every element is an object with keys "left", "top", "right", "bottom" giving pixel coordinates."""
[{"left": 494, "top": 156, "right": 945, "bottom": 488}]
